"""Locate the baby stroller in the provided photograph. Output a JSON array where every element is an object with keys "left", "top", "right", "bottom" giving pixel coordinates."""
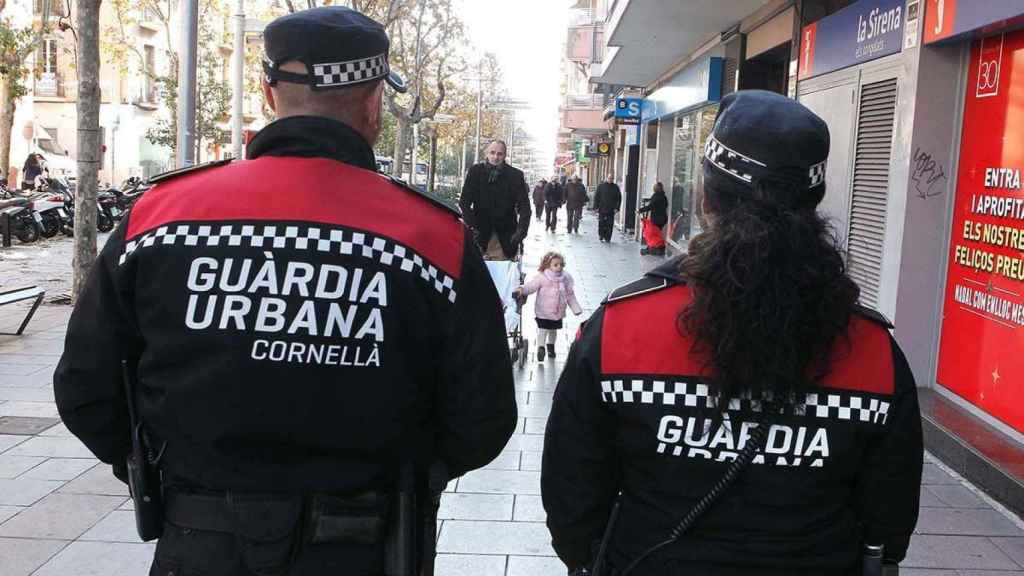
[{"left": 485, "top": 256, "right": 528, "bottom": 369}]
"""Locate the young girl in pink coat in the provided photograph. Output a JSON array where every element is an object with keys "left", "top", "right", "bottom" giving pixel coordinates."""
[{"left": 516, "top": 251, "right": 583, "bottom": 361}]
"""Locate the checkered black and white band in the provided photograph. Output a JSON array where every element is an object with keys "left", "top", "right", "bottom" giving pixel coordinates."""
[
  {"left": 704, "top": 134, "right": 827, "bottom": 189},
  {"left": 313, "top": 54, "right": 388, "bottom": 88},
  {"left": 600, "top": 379, "right": 889, "bottom": 424},
  {"left": 119, "top": 223, "right": 457, "bottom": 303}
]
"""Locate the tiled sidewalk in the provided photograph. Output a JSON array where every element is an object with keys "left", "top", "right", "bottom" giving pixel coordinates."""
[{"left": 0, "top": 211, "right": 1023, "bottom": 575}]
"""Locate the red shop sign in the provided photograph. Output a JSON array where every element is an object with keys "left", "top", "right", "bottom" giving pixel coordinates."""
[{"left": 937, "top": 30, "right": 1024, "bottom": 433}]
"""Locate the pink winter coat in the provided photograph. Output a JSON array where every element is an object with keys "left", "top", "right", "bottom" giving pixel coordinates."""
[{"left": 521, "top": 269, "right": 583, "bottom": 321}]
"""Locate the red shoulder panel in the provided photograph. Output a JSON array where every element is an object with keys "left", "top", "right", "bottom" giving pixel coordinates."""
[
  {"left": 820, "top": 314, "right": 894, "bottom": 395},
  {"left": 601, "top": 286, "right": 895, "bottom": 394},
  {"left": 127, "top": 157, "right": 464, "bottom": 278},
  {"left": 601, "top": 285, "right": 710, "bottom": 376}
]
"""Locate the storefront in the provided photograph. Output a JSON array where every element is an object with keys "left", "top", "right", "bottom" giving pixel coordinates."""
[
  {"left": 638, "top": 55, "right": 724, "bottom": 252},
  {"left": 928, "top": 6, "right": 1024, "bottom": 437},
  {"left": 796, "top": 0, "right": 910, "bottom": 312}
]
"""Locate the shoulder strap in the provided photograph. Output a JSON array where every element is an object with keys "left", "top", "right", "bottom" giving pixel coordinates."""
[
  {"left": 382, "top": 174, "right": 462, "bottom": 218},
  {"left": 853, "top": 304, "right": 894, "bottom": 329},
  {"left": 147, "top": 158, "right": 232, "bottom": 185}
]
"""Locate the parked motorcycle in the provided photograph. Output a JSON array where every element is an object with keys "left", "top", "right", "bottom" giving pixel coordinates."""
[
  {"left": 103, "top": 176, "right": 148, "bottom": 219},
  {"left": 30, "top": 190, "right": 70, "bottom": 238},
  {"left": 0, "top": 199, "right": 42, "bottom": 243},
  {"left": 43, "top": 177, "right": 114, "bottom": 235}
]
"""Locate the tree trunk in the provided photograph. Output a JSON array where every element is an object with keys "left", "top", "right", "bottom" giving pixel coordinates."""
[
  {"left": 0, "top": 75, "right": 16, "bottom": 185},
  {"left": 73, "top": 0, "right": 102, "bottom": 300},
  {"left": 427, "top": 129, "right": 437, "bottom": 195},
  {"left": 391, "top": 115, "right": 408, "bottom": 178}
]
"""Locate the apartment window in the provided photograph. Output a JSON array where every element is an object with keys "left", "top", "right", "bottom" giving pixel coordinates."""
[
  {"left": 142, "top": 3, "right": 163, "bottom": 22},
  {"left": 35, "top": 0, "right": 70, "bottom": 16},
  {"left": 41, "top": 39, "right": 58, "bottom": 74},
  {"left": 143, "top": 45, "right": 156, "bottom": 102},
  {"left": 35, "top": 39, "right": 60, "bottom": 97}
]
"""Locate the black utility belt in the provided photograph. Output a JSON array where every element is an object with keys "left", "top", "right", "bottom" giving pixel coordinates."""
[{"left": 164, "top": 489, "right": 391, "bottom": 545}]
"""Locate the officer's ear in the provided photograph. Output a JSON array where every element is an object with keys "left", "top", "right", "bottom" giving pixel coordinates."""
[
  {"left": 262, "top": 78, "right": 278, "bottom": 115},
  {"left": 365, "top": 80, "right": 385, "bottom": 143}
]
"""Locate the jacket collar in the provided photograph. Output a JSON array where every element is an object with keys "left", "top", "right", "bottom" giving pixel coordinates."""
[{"left": 246, "top": 116, "right": 377, "bottom": 171}]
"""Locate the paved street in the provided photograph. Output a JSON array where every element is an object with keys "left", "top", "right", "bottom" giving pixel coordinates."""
[{"left": 0, "top": 211, "right": 1023, "bottom": 575}]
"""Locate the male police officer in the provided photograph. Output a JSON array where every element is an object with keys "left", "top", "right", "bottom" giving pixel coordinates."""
[{"left": 54, "top": 7, "right": 517, "bottom": 575}]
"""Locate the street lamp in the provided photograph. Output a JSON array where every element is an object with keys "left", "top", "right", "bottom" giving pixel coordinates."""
[{"left": 232, "top": 4, "right": 267, "bottom": 161}]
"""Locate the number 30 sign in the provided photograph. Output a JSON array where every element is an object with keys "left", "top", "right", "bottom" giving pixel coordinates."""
[{"left": 977, "top": 34, "right": 1004, "bottom": 98}]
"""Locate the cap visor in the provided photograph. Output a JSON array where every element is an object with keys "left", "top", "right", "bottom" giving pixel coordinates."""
[{"left": 386, "top": 71, "right": 407, "bottom": 93}]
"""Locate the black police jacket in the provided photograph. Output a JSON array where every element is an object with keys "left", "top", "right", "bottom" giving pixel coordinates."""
[
  {"left": 541, "top": 257, "right": 923, "bottom": 576},
  {"left": 54, "top": 116, "right": 518, "bottom": 493},
  {"left": 458, "top": 162, "right": 530, "bottom": 258}
]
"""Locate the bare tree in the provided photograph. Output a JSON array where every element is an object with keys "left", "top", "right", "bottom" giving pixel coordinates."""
[
  {"left": 72, "top": 0, "right": 101, "bottom": 299},
  {"left": 383, "top": 0, "right": 462, "bottom": 177}
]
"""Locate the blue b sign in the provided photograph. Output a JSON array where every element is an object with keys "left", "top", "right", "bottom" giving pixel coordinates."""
[{"left": 614, "top": 98, "right": 642, "bottom": 125}]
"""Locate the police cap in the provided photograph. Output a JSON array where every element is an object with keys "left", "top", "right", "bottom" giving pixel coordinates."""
[
  {"left": 703, "top": 90, "right": 829, "bottom": 203},
  {"left": 263, "top": 6, "right": 407, "bottom": 93}
]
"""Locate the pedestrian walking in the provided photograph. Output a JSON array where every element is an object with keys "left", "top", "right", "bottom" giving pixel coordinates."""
[
  {"left": 515, "top": 251, "right": 582, "bottom": 361},
  {"left": 542, "top": 91, "right": 922, "bottom": 576},
  {"left": 459, "top": 140, "right": 532, "bottom": 260},
  {"left": 544, "top": 175, "right": 565, "bottom": 232},
  {"left": 637, "top": 182, "right": 668, "bottom": 255},
  {"left": 54, "top": 7, "right": 517, "bottom": 575},
  {"left": 565, "top": 176, "right": 589, "bottom": 234},
  {"left": 533, "top": 178, "right": 547, "bottom": 222},
  {"left": 21, "top": 153, "right": 43, "bottom": 191},
  {"left": 594, "top": 173, "right": 622, "bottom": 242}
]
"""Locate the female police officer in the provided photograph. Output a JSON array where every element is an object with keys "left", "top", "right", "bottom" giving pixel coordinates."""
[{"left": 541, "top": 90, "right": 922, "bottom": 576}]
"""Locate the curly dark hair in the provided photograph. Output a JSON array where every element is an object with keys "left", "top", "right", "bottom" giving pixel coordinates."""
[{"left": 680, "top": 172, "right": 860, "bottom": 408}]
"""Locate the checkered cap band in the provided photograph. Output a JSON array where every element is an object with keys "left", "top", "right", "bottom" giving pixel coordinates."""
[
  {"left": 119, "top": 223, "right": 457, "bottom": 303},
  {"left": 704, "top": 134, "right": 827, "bottom": 189},
  {"left": 600, "top": 379, "right": 890, "bottom": 425},
  {"left": 312, "top": 54, "right": 388, "bottom": 88}
]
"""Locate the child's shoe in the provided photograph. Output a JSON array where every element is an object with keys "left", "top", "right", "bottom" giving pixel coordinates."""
[
  {"left": 546, "top": 343, "right": 556, "bottom": 359},
  {"left": 537, "top": 346, "right": 546, "bottom": 361}
]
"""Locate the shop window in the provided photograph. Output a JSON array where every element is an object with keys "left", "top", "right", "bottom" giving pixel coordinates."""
[
  {"left": 668, "top": 113, "right": 696, "bottom": 247},
  {"left": 667, "top": 105, "right": 717, "bottom": 248},
  {"left": 847, "top": 78, "right": 898, "bottom": 309}
]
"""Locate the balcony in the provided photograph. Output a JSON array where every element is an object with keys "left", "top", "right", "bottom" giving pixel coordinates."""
[
  {"left": 568, "top": 8, "right": 595, "bottom": 27},
  {"left": 564, "top": 94, "right": 605, "bottom": 109},
  {"left": 597, "top": 0, "right": 770, "bottom": 87},
  {"left": 566, "top": 24, "right": 605, "bottom": 63},
  {"left": 34, "top": 73, "right": 66, "bottom": 99}
]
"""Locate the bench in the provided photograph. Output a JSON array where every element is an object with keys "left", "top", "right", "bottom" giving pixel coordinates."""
[{"left": 0, "top": 286, "right": 45, "bottom": 335}]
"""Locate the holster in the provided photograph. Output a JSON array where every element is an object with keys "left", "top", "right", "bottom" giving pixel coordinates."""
[{"left": 127, "top": 423, "right": 164, "bottom": 541}]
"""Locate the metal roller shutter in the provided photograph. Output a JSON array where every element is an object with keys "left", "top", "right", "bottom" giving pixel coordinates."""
[{"left": 848, "top": 78, "right": 897, "bottom": 309}]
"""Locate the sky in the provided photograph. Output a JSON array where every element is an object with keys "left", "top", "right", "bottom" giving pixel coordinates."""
[{"left": 456, "top": 0, "right": 569, "bottom": 167}]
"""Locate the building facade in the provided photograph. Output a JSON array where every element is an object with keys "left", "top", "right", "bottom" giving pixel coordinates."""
[{"left": 26, "top": 0, "right": 265, "bottom": 188}]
